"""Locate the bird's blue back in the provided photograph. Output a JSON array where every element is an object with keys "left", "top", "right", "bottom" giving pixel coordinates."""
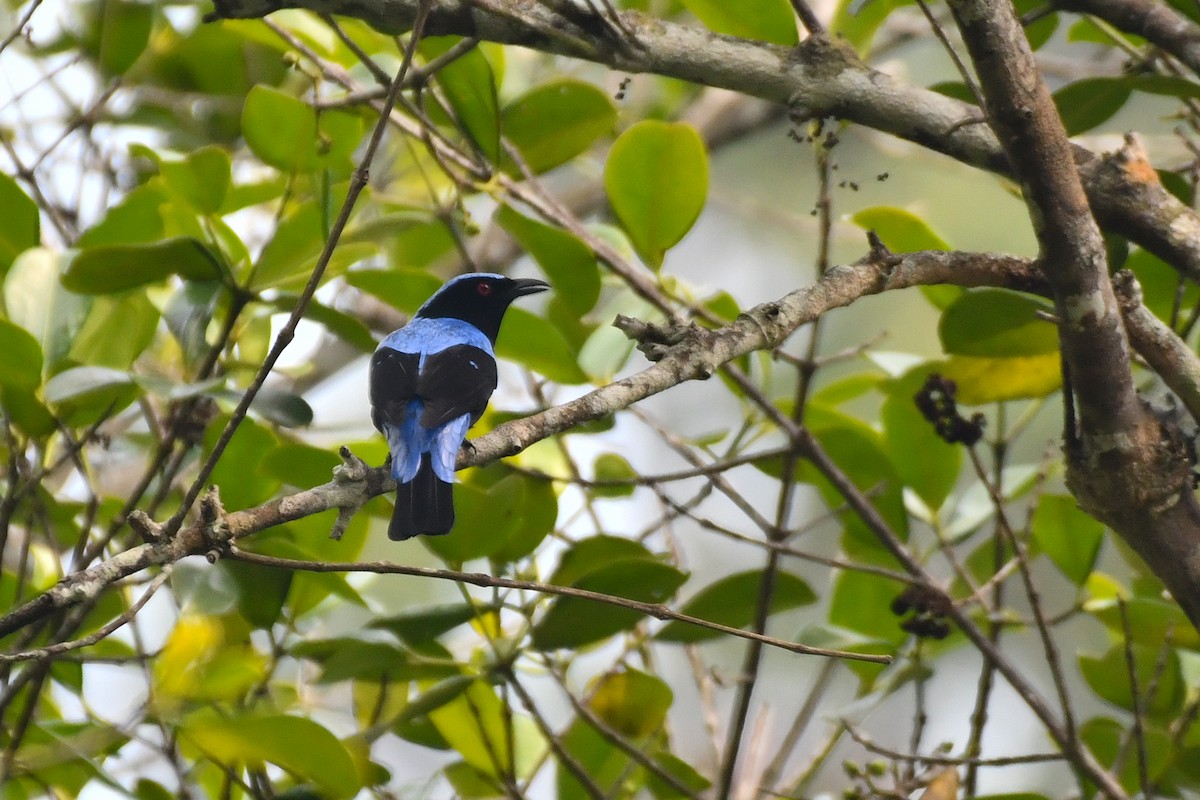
[{"left": 378, "top": 317, "right": 496, "bottom": 484}]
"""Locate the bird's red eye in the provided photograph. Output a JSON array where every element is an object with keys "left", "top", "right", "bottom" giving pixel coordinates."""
[{"left": 476, "top": 283, "right": 492, "bottom": 296}]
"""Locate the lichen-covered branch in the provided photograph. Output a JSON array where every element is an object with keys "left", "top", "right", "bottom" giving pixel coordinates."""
[{"left": 947, "top": 0, "right": 1200, "bottom": 633}]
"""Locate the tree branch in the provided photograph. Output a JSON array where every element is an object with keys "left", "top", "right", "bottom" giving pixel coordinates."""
[
  {"left": 1054, "top": 0, "right": 1200, "bottom": 78},
  {"left": 202, "top": 0, "right": 1200, "bottom": 287},
  {"left": 3, "top": 247, "right": 1200, "bottom": 643},
  {"left": 947, "top": 0, "right": 1200, "bottom": 636}
]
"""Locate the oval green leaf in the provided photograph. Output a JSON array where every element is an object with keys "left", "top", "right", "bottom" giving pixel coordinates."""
[
  {"left": 680, "top": 0, "right": 798, "bottom": 45},
  {"left": 495, "top": 205, "right": 601, "bottom": 315},
  {"left": 44, "top": 366, "right": 140, "bottom": 423},
  {"left": 423, "top": 37, "right": 500, "bottom": 162},
  {"left": 588, "top": 670, "right": 673, "bottom": 739},
  {"left": 182, "top": 711, "right": 361, "bottom": 798},
  {"left": 1054, "top": 78, "right": 1133, "bottom": 136},
  {"left": 0, "top": 320, "right": 44, "bottom": 389},
  {"left": 496, "top": 307, "right": 588, "bottom": 385},
  {"left": 5, "top": 248, "right": 91, "bottom": 372},
  {"left": 656, "top": 570, "right": 815, "bottom": 643},
  {"left": 532, "top": 558, "right": 688, "bottom": 649},
  {"left": 605, "top": 121, "right": 709, "bottom": 269},
  {"left": 1032, "top": 494, "right": 1103, "bottom": 585},
  {"left": 242, "top": 85, "right": 364, "bottom": 172},
  {"left": 63, "top": 237, "right": 223, "bottom": 294},
  {"left": 503, "top": 79, "right": 616, "bottom": 174},
  {"left": 0, "top": 174, "right": 39, "bottom": 271},
  {"left": 939, "top": 289, "right": 1058, "bottom": 357}
]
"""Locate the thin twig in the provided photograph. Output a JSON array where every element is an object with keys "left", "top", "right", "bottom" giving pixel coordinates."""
[{"left": 225, "top": 547, "right": 891, "bottom": 663}]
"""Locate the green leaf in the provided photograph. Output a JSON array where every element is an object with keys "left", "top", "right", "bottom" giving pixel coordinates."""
[
  {"left": 764, "top": 405, "right": 908, "bottom": 564},
  {"left": 223, "top": 558, "right": 292, "bottom": 629},
  {"left": 496, "top": 307, "right": 588, "bottom": 384},
  {"left": 1079, "top": 644, "right": 1184, "bottom": 721},
  {"left": 831, "top": 0, "right": 914, "bottom": 53},
  {"left": 427, "top": 680, "right": 540, "bottom": 779},
  {"left": 587, "top": 669, "right": 672, "bottom": 738},
  {"left": 549, "top": 535, "right": 659, "bottom": 587},
  {"left": 244, "top": 386, "right": 313, "bottom": 428},
  {"left": 1054, "top": 78, "right": 1133, "bottom": 136},
  {"left": 424, "top": 37, "right": 500, "bottom": 162},
  {"left": 164, "top": 280, "right": 221, "bottom": 367},
  {"left": 532, "top": 558, "right": 688, "bottom": 649},
  {"left": 204, "top": 415, "right": 280, "bottom": 509},
  {"left": 494, "top": 206, "right": 601, "bottom": 315},
  {"left": 484, "top": 472, "right": 558, "bottom": 564},
  {"left": 605, "top": 121, "right": 709, "bottom": 269},
  {"left": 557, "top": 720, "right": 629, "bottom": 800},
  {"left": 2, "top": 386, "right": 55, "bottom": 437},
  {"left": 1080, "top": 716, "right": 1174, "bottom": 794},
  {"left": 1128, "top": 246, "right": 1199, "bottom": 324},
  {"left": 851, "top": 206, "right": 951, "bottom": 252},
  {"left": 851, "top": 206, "right": 959, "bottom": 308},
  {"left": 292, "top": 637, "right": 456, "bottom": 683},
  {"left": 1086, "top": 595, "right": 1200, "bottom": 650},
  {"left": 502, "top": 79, "right": 616, "bottom": 174},
  {"left": 829, "top": 569, "right": 907, "bottom": 642},
  {"left": 84, "top": 0, "right": 154, "bottom": 75},
  {"left": 270, "top": 294, "right": 377, "bottom": 353},
  {"left": 77, "top": 183, "right": 166, "bottom": 248},
  {"left": 249, "top": 204, "right": 375, "bottom": 291},
  {"left": 937, "top": 353, "right": 1062, "bottom": 404},
  {"left": 444, "top": 761, "right": 504, "bottom": 798},
  {"left": 939, "top": 289, "right": 1058, "bottom": 357},
  {"left": 882, "top": 365, "right": 962, "bottom": 510},
  {"left": 261, "top": 443, "right": 341, "bottom": 488},
  {"left": 0, "top": 174, "right": 39, "bottom": 271},
  {"left": 1024, "top": 9, "right": 1059, "bottom": 50},
  {"left": 242, "top": 85, "right": 364, "bottom": 172},
  {"left": 44, "top": 366, "right": 140, "bottom": 423},
  {"left": 182, "top": 711, "right": 361, "bottom": 798},
  {"left": 646, "top": 752, "right": 712, "bottom": 800},
  {"left": 63, "top": 237, "right": 223, "bottom": 293},
  {"left": 370, "top": 604, "right": 484, "bottom": 644},
  {"left": 679, "top": 0, "right": 797, "bottom": 44},
  {"left": 345, "top": 268, "right": 442, "bottom": 314},
  {"left": 1032, "top": 495, "right": 1104, "bottom": 585},
  {"left": 4, "top": 248, "right": 90, "bottom": 373},
  {"left": 69, "top": 290, "right": 160, "bottom": 370},
  {"left": 423, "top": 475, "right": 526, "bottom": 563},
  {"left": 158, "top": 146, "right": 232, "bottom": 214},
  {"left": 590, "top": 452, "right": 636, "bottom": 498},
  {"left": 656, "top": 570, "right": 815, "bottom": 643}
]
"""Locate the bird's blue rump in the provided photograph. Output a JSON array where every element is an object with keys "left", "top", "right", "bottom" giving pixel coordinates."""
[{"left": 368, "top": 273, "right": 550, "bottom": 540}]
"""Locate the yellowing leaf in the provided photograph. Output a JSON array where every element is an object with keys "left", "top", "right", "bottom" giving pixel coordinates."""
[
  {"left": 181, "top": 710, "right": 362, "bottom": 798},
  {"left": 938, "top": 353, "right": 1061, "bottom": 404},
  {"left": 154, "top": 615, "right": 224, "bottom": 700},
  {"left": 587, "top": 670, "right": 672, "bottom": 739}
]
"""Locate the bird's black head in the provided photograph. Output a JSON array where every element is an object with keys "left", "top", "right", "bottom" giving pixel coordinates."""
[{"left": 416, "top": 273, "right": 551, "bottom": 343}]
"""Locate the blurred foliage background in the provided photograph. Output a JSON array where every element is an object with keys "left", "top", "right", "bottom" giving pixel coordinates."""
[{"left": 2, "top": 0, "right": 1200, "bottom": 798}]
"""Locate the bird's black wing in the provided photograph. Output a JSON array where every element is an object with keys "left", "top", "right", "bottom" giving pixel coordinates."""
[
  {"left": 417, "top": 345, "right": 498, "bottom": 428},
  {"left": 369, "top": 348, "right": 420, "bottom": 431}
]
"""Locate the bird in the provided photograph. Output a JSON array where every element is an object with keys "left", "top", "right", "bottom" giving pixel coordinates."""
[{"left": 369, "top": 273, "right": 550, "bottom": 540}]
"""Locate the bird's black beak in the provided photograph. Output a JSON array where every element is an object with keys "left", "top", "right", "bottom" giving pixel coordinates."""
[{"left": 509, "top": 278, "right": 551, "bottom": 298}]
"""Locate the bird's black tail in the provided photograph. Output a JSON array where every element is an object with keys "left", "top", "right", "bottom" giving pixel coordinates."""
[{"left": 390, "top": 454, "right": 455, "bottom": 540}]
